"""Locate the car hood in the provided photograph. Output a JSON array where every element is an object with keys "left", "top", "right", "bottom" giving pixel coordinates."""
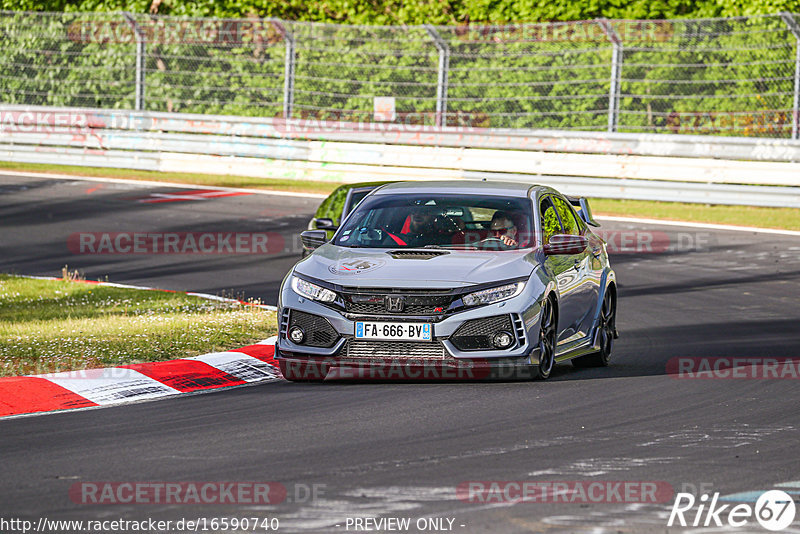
[{"left": 294, "top": 245, "right": 538, "bottom": 288}]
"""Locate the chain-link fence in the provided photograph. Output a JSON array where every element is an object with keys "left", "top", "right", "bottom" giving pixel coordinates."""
[{"left": 1, "top": 11, "right": 800, "bottom": 138}]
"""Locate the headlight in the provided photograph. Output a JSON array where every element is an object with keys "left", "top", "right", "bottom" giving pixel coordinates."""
[
  {"left": 463, "top": 282, "right": 525, "bottom": 307},
  {"left": 291, "top": 276, "right": 337, "bottom": 302}
]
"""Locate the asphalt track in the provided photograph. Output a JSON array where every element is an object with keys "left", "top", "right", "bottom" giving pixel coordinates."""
[{"left": 1, "top": 173, "right": 800, "bottom": 533}]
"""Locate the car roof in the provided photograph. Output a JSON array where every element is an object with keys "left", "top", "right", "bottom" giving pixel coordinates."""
[
  {"left": 373, "top": 180, "right": 548, "bottom": 198},
  {"left": 332, "top": 180, "right": 392, "bottom": 193}
]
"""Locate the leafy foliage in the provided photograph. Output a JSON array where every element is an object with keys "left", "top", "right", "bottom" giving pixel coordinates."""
[
  {"left": 3, "top": 0, "right": 800, "bottom": 24},
  {"left": 1, "top": 7, "right": 799, "bottom": 136}
]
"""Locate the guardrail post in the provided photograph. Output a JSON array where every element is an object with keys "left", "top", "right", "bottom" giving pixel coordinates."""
[
  {"left": 425, "top": 25, "right": 449, "bottom": 128},
  {"left": 781, "top": 13, "right": 800, "bottom": 140},
  {"left": 273, "top": 20, "right": 295, "bottom": 120},
  {"left": 597, "top": 19, "right": 622, "bottom": 133},
  {"left": 123, "top": 12, "right": 145, "bottom": 112}
]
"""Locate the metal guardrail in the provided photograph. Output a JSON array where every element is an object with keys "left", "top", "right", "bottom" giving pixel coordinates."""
[{"left": 1, "top": 105, "right": 799, "bottom": 208}]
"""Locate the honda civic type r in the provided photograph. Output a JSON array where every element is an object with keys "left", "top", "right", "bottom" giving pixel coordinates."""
[{"left": 276, "top": 181, "right": 618, "bottom": 381}]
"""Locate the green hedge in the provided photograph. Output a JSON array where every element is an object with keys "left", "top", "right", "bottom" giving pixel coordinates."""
[
  {"left": 1, "top": 9, "right": 798, "bottom": 137},
  {"left": 2, "top": 0, "right": 800, "bottom": 25}
]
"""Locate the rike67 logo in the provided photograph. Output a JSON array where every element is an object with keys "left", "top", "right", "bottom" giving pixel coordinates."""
[{"left": 668, "top": 490, "right": 796, "bottom": 531}]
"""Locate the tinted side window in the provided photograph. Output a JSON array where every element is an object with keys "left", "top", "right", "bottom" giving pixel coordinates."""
[
  {"left": 316, "top": 185, "right": 350, "bottom": 225},
  {"left": 346, "top": 189, "right": 371, "bottom": 216},
  {"left": 539, "top": 198, "right": 562, "bottom": 245},
  {"left": 552, "top": 196, "right": 581, "bottom": 236}
]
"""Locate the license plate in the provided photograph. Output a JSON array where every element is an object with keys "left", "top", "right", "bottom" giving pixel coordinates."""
[{"left": 355, "top": 321, "right": 432, "bottom": 342}]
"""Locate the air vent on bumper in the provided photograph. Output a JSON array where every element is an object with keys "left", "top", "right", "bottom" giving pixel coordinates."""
[
  {"left": 389, "top": 250, "right": 450, "bottom": 260},
  {"left": 451, "top": 315, "right": 515, "bottom": 351},
  {"left": 287, "top": 310, "right": 339, "bottom": 348}
]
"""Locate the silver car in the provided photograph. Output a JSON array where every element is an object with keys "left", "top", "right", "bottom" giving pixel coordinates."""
[{"left": 276, "top": 181, "right": 617, "bottom": 381}]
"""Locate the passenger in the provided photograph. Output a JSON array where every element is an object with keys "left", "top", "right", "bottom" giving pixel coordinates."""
[
  {"left": 409, "top": 206, "right": 436, "bottom": 234},
  {"left": 402, "top": 205, "right": 445, "bottom": 247},
  {"left": 404, "top": 205, "right": 437, "bottom": 246}
]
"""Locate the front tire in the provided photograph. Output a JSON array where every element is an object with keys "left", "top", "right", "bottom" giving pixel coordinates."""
[
  {"left": 534, "top": 297, "right": 556, "bottom": 380},
  {"left": 573, "top": 288, "right": 616, "bottom": 368}
]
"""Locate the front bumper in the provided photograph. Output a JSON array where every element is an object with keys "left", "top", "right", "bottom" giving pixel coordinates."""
[
  {"left": 275, "top": 278, "right": 549, "bottom": 379},
  {"left": 277, "top": 353, "right": 539, "bottom": 381}
]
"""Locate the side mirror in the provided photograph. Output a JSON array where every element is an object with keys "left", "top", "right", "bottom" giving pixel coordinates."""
[
  {"left": 544, "top": 234, "right": 588, "bottom": 255},
  {"left": 576, "top": 198, "right": 600, "bottom": 227},
  {"left": 313, "top": 218, "right": 338, "bottom": 231},
  {"left": 300, "top": 230, "right": 328, "bottom": 252}
]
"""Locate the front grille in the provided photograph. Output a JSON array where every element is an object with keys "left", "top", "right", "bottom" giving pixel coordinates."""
[
  {"left": 343, "top": 339, "right": 448, "bottom": 360},
  {"left": 288, "top": 310, "right": 338, "bottom": 348},
  {"left": 344, "top": 293, "right": 453, "bottom": 315},
  {"left": 451, "top": 315, "right": 514, "bottom": 351}
]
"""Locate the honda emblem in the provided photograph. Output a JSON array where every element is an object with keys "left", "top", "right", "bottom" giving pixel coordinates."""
[{"left": 385, "top": 296, "right": 405, "bottom": 312}]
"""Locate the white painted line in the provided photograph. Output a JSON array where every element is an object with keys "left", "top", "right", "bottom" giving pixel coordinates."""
[
  {"left": 186, "top": 291, "right": 277, "bottom": 311},
  {"left": 182, "top": 352, "right": 281, "bottom": 382},
  {"left": 596, "top": 215, "right": 800, "bottom": 236},
  {"left": 16, "top": 276, "right": 278, "bottom": 310},
  {"left": 9, "top": 168, "right": 796, "bottom": 233},
  {"left": 38, "top": 368, "right": 181, "bottom": 405},
  {"left": 0, "top": 169, "right": 328, "bottom": 199},
  {"left": 99, "top": 282, "right": 165, "bottom": 291},
  {"left": 258, "top": 336, "right": 278, "bottom": 345}
]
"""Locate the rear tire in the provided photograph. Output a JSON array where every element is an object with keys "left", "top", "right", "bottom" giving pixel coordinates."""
[{"left": 573, "top": 288, "right": 616, "bottom": 368}]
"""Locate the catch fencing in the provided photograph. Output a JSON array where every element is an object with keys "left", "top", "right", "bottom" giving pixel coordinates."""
[{"left": 2, "top": 11, "right": 800, "bottom": 137}]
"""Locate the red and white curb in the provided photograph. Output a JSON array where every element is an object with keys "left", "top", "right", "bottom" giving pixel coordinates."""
[
  {"left": 1, "top": 277, "right": 283, "bottom": 419},
  {"left": 0, "top": 337, "right": 281, "bottom": 419}
]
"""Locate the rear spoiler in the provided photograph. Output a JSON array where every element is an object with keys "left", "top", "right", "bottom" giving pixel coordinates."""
[{"left": 565, "top": 196, "right": 600, "bottom": 227}]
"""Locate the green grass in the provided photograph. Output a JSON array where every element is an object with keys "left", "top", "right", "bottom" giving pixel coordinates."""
[
  {"left": 0, "top": 275, "right": 277, "bottom": 377},
  {"left": 590, "top": 198, "right": 800, "bottom": 231},
  {"left": 2, "top": 161, "right": 798, "bottom": 231}
]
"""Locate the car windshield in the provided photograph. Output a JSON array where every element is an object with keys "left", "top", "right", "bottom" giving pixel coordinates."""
[{"left": 333, "top": 193, "right": 534, "bottom": 250}]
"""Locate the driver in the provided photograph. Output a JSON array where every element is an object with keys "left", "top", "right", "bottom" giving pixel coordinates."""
[
  {"left": 489, "top": 211, "right": 518, "bottom": 247},
  {"left": 400, "top": 205, "right": 439, "bottom": 246}
]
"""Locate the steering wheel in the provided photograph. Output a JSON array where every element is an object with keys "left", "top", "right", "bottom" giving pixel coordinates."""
[{"left": 479, "top": 236, "right": 512, "bottom": 249}]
